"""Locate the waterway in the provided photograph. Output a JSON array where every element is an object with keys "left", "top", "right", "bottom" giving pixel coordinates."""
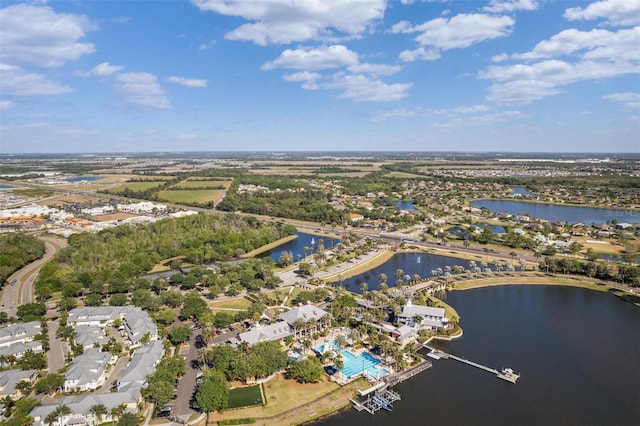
[
  {"left": 317, "top": 285, "right": 640, "bottom": 426},
  {"left": 340, "top": 252, "right": 479, "bottom": 293},
  {"left": 258, "top": 232, "right": 340, "bottom": 263},
  {"left": 0, "top": 184, "right": 13, "bottom": 189},
  {"left": 395, "top": 200, "right": 416, "bottom": 211},
  {"left": 470, "top": 199, "right": 640, "bottom": 224},
  {"left": 510, "top": 186, "right": 532, "bottom": 196},
  {"left": 67, "top": 176, "right": 102, "bottom": 183}
]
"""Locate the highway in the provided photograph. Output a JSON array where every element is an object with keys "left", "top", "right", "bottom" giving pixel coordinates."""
[{"left": 1, "top": 235, "right": 67, "bottom": 317}]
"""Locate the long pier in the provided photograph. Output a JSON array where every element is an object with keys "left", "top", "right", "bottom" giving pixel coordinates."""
[{"left": 425, "top": 345, "right": 519, "bottom": 383}]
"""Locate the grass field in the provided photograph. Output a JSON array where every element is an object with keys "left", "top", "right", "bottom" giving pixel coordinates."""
[
  {"left": 107, "top": 181, "right": 166, "bottom": 193},
  {"left": 157, "top": 188, "right": 227, "bottom": 205},
  {"left": 227, "top": 385, "right": 263, "bottom": 409},
  {"left": 208, "top": 296, "right": 253, "bottom": 311},
  {"left": 171, "top": 179, "right": 232, "bottom": 189}
]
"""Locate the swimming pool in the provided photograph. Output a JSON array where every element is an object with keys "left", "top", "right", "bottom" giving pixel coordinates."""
[
  {"left": 340, "top": 350, "right": 388, "bottom": 380},
  {"left": 314, "top": 337, "right": 346, "bottom": 354}
]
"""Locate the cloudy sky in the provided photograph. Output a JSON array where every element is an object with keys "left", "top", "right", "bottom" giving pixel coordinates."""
[{"left": 1, "top": 0, "right": 638, "bottom": 153}]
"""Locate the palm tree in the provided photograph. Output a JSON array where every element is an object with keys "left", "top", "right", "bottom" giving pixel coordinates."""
[
  {"left": 378, "top": 273, "right": 387, "bottom": 286},
  {"left": 110, "top": 404, "right": 127, "bottom": 423},
  {"left": 55, "top": 405, "right": 71, "bottom": 426},
  {"left": 90, "top": 404, "right": 107, "bottom": 425},
  {"left": 292, "top": 318, "right": 306, "bottom": 339},
  {"left": 303, "top": 246, "right": 311, "bottom": 259},
  {"left": 359, "top": 282, "right": 368, "bottom": 295},
  {"left": 335, "top": 334, "right": 348, "bottom": 352},
  {"left": 395, "top": 269, "right": 404, "bottom": 284},
  {"left": 45, "top": 412, "right": 58, "bottom": 426},
  {"left": 302, "top": 339, "right": 312, "bottom": 355}
]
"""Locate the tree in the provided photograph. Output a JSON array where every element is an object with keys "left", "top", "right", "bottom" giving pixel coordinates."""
[
  {"left": 110, "top": 404, "right": 127, "bottom": 424},
  {"left": 55, "top": 405, "right": 71, "bottom": 426},
  {"left": 90, "top": 404, "right": 108, "bottom": 425},
  {"left": 16, "top": 303, "right": 46, "bottom": 322},
  {"left": 286, "top": 357, "right": 324, "bottom": 383},
  {"left": 35, "top": 374, "right": 64, "bottom": 394},
  {"left": 117, "top": 413, "right": 138, "bottom": 426},
  {"left": 168, "top": 326, "right": 193, "bottom": 346},
  {"left": 194, "top": 370, "right": 229, "bottom": 413},
  {"left": 147, "top": 378, "right": 175, "bottom": 410}
]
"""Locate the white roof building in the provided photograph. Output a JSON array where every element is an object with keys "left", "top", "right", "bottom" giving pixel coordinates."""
[
  {"left": 239, "top": 321, "right": 292, "bottom": 346},
  {"left": 397, "top": 301, "right": 448, "bottom": 330},
  {"left": 0, "top": 369, "right": 38, "bottom": 400},
  {"left": 118, "top": 340, "right": 165, "bottom": 391},
  {"left": 278, "top": 304, "right": 328, "bottom": 325}
]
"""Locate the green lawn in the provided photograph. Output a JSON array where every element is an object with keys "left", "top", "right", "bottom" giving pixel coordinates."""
[
  {"left": 157, "top": 188, "right": 227, "bottom": 204},
  {"left": 227, "top": 385, "right": 263, "bottom": 409},
  {"left": 107, "top": 181, "right": 166, "bottom": 193}
]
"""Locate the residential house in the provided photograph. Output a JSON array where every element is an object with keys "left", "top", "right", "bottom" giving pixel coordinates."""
[
  {"left": 63, "top": 348, "right": 115, "bottom": 392},
  {"left": 117, "top": 340, "right": 164, "bottom": 391},
  {"left": 0, "top": 370, "right": 38, "bottom": 400}
]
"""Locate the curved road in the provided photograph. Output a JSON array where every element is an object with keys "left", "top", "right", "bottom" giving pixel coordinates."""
[{"left": 1, "top": 235, "right": 67, "bottom": 317}]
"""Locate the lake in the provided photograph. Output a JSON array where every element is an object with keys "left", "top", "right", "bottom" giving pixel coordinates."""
[
  {"left": 258, "top": 232, "right": 340, "bottom": 262},
  {"left": 470, "top": 199, "right": 640, "bottom": 224},
  {"left": 317, "top": 285, "right": 640, "bottom": 426},
  {"left": 395, "top": 200, "right": 416, "bottom": 211},
  {"left": 0, "top": 184, "right": 13, "bottom": 189},
  {"left": 67, "top": 176, "right": 102, "bottom": 183},
  {"left": 339, "top": 252, "right": 482, "bottom": 293},
  {"left": 511, "top": 186, "right": 532, "bottom": 196}
]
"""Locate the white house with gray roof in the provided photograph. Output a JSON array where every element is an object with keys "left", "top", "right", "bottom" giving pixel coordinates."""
[
  {"left": 64, "top": 348, "right": 115, "bottom": 392},
  {"left": 0, "top": 321, "right": 43, "bottom": 361},
  {"left": 68, "top": 306, "right": 157, "bottom": 346},
  {"left": 0, "top": 369, "right": 38, "bottom": 400},
  {"left": 30, "top": 387, "right": 140, "bottom": 426},
  {"left": 118, "top": 340, "right": 164, "bottom": 391},
  {"left": 73, "top": 325, "right": 108, "bottom": 350},
  {"left": 397, "top": 301, "right": 448, "bottom": 330}
]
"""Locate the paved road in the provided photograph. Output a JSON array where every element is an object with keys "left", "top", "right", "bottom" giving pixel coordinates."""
[
  {"left": 1, "top": 235, "right": 67, "bottom": 317},
  {"left": 46, "top": 320, "right": 67, "bottom": 373},
  {"left": 173, "top": 330, "right": 201, "bottom": 419}
]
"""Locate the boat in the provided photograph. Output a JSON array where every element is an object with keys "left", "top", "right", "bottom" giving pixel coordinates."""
[
  {"left": 311, "top": 237, "right": 316, "bottom": 245},
  {"left": 497, "top": 367, "right": 520, "bottom": 383}
]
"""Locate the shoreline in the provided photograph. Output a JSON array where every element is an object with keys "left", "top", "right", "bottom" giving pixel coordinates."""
[
  {"left": 467, "top": 197, "right": 640, "bottom": 212},
  {"left": 322, "top": 249, "right": 395, "bottom": 282},
  {"left": 242, "top": 234, "right": 298, "bottom": 258}
]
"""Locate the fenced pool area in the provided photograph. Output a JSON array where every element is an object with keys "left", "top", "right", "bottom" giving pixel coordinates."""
[{"left": 341, "top": 350, "right": 388, "bottom": 380}]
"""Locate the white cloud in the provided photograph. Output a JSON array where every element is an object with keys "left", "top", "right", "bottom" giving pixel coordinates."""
[
  {"left": 262, "top": 45, "right": 359, "bottom": 71},
  {"left": 0, "top": 63, "right": 74, "bottom": 96},
  {"left": 564, "top": 0, "right": 640, "bottom": 27},
  {"left": 0, "top": 100, "right": 15, "bottom": 110},
  {"left": 604, "top": 92, "right": 640, "bottom": 109},
  {"left": 191, "top": 0, "right": 386, "bottom": 45},
  {"left": 372, "top": 104, "right": 490, "bottom": 122},
  {"left": 512, "top": 27, "right": 639, "bottom": 61},
  {"left": 483, "top": 0, "right": 539, "bottom": 13},
  {"left": 492, "top": 53, "right": 509, "bottom": 62},
  {"left": 167, "top": 76, "right": 208, "bottom": 88},
  {"left": 0, "top": 4, "right": 95, "bottom": 68},
  {"left": 282, "top": 71, "right": 321, "bottom": 89},
  {"left": 79, "top": 62, "right": 124, "bottom": 77},
  {"left": 394, "top": 13, "right": 514, "bottom": 62},
  {"left": 347, "top": 63, "right": 402, "bottom": 76},
  {"left": 413, "top": 14, "right": 515, "bottom": 50},
  {"left": 114, "top": 72, "right": 170, "bottom": 109},
  {"left": 321, "top": 73, "right": 412, "bottom": 102},
  {"left": 399, "top": 47, "right": 441, "bottom": 62},
  {"left": 481, "top": 26, "right": 640, "bottom": 104}
]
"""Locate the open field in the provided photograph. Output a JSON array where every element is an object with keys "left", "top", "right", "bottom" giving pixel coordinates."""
[
  {"left": 209, "top": 375, "right": 368, "bottom": 425},
  {"left": 41, "top": 194, "right": 99, "bottom": 206},
  {"left": 91, "top": 212, "right": 138, "bottom": 222},
  {"left": 170, "top": 179, "right": 232, "bottom": 189},
  {"left": 208, "top": 296, "right": 253, "bottom": 311},
  {"left": 384, "top": 171, "right": 429, "bottom": 178},
  {"left": 157, "top": 188, "right": 227, "bottom": 205},
  {"left": 107, "top": 181, "right": 167, "bottom": 193}
]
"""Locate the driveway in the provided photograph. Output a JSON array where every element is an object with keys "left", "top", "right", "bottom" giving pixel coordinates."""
[
  {"left": 46, "top": 320, "right": 67, "bottom": 373},
  {"left": 172, "top": 330, "right": 201, "bottom": 419}
]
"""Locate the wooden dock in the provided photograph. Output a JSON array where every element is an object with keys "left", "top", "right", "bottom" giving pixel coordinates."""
[
  {"left": 425, "top": 346, "right": 520, "bottom": 383},
  {"left": 383, "top": 358, "right": 432, "bottom": 388}
]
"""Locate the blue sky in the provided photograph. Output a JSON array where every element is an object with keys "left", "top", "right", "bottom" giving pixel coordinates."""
[{"left": 0, "top": 0, "right": 638, "bottom": 153}]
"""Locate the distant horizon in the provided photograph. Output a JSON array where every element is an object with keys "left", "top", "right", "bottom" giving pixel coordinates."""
[{"left": 1, "top": 150, "right": 638, "bottom": 158}]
